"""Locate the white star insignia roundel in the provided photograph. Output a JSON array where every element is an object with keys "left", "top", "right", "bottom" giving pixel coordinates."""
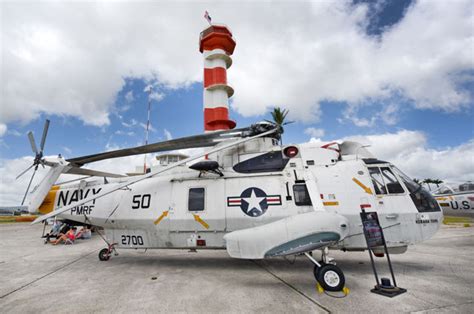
[
  {"left": 227, "top": 187, "right": 282, "bottom": 217},
  {"left": 243, "top": 189, "right": 265, "bottom": 215}
]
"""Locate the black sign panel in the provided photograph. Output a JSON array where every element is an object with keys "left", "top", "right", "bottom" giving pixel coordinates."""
[{"left": 360, "top": 211, "right": 384, "bottom": 248}]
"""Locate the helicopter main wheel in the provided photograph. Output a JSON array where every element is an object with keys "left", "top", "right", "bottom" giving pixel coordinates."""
[
  {"left": 316, "top": 264, "right": 345, "bottom": 292},
  {"left": 98, "top": 248, "right": 110, "bottom": 261}
]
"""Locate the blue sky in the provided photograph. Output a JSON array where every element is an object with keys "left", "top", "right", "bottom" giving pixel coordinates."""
[{"left": 0, "top": 0, "right": 473, "bottom": 204}]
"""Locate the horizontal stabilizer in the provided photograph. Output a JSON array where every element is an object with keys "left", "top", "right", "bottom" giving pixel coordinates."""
[{"left": 224, "top": 211, "right": 349, "bottom": 259}]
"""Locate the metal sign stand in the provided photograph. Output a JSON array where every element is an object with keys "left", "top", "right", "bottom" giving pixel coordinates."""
[{"left": 360, "top": 209, "right": 407, "bottom": 297}]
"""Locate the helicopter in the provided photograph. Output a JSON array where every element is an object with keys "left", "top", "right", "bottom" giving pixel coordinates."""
[
  {"left": 18, "top": 118, "right": 443, "bottom": 292},
  {"left": 16, "top": 21, "right": 443, "bottom": 292}
]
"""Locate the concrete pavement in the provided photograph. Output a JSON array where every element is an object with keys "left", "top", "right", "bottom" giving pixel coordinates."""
[{"left": 0, "top": 223, "right": 472, "bottom": 313}]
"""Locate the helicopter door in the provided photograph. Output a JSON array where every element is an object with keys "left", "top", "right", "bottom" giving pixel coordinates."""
[
  {"left": 368, "top": 166, "right": 411, "bottom": 244},
  {"left": 169, "top": 179, "right": 225, "bottom": 232}
]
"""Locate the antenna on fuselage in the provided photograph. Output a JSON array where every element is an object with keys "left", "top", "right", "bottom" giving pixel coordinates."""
[{"left": 143, "top": 85, "right": 153, "bottom": 173}]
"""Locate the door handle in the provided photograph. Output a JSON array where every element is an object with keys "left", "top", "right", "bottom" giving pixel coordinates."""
[{"left": 386, "top": 214, "right": 399, "bottom": 219}]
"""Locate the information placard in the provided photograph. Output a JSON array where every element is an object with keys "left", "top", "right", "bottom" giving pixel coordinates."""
[{"left": 360, "top": 211, "right": 384, "bottom": 248}]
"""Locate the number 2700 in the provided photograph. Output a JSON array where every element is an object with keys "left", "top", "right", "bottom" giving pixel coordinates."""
[{"left": 121, "top": 235, "right": 144, "bottom": 246}]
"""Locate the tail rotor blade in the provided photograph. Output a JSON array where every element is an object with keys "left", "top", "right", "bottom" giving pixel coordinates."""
[
  {"left": 28, "top": 132, "right": 39, "bottom": 155},
  {"left": 39, "top": 119, "right": 50, "bottom": 153},
  {"left": 16, "top": 164, "right": 35, "bottom": 180},
  {"left": 21, "top": 168, "right": 37, "bottom": 206}
]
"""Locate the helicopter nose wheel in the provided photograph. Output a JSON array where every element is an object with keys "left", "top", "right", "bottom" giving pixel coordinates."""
[
  {"left": 304, "top": 251, "right": 346, "bottom": 292},
  {"left": 316, "top": 264, "right": 345, "bottom": 292}
]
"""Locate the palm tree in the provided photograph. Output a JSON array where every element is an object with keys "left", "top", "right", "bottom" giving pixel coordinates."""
[
  {"left": 413, "top": 178, "right": 421, "bottom": 185},
  {"left": 432, "top": 179, "right": 443, "bottom": 187},
  {"left": 267, "top": 107, "right": 290, "bottom": 145},
  {"left": 423, "top": 178, "right": 434, "bottom": 191}
]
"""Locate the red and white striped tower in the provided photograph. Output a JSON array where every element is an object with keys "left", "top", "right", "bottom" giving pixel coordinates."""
[{"left": 199, "top": 25, "right": 236, "bottom": 132}]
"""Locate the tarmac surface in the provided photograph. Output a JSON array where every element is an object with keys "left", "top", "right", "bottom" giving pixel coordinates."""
[{"left": 0, "top": 223, "right": 473, "bottom": 313}]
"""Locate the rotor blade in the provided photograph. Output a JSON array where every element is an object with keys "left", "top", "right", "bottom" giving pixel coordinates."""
[
  {"left": 16, "top": 164, "right": 35, "bottom": 180},
  {"left": 28, "top": 132, "right": 39, "bottom": 155},
  {"left": 32, "top": 127, "right": 278, "bottom": 224},
  {"left": 21, "top": 168, "right": 37, "bottom": 206},
  {"left": 66, "top": 126, "right": 252, "bottom": 166},
  {"left": 64, "top": 167, "right": 125, "bottom": 178},
  {"left": 39, "top": 119, "right": 50, "bottom": 153}
]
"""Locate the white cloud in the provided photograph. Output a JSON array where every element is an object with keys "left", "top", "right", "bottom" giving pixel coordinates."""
[
  {"left": 122, "top": 119, "right": 137, "bottom": 128},
  {"left": 230, "top": 0, "right": 473, "bottom": 121},
  {"left": 0, "top": 124, "right": 7, "bottom": 137},
  {"left": 163, "top": 129, "right": 172, "bottom": 140},
  {"left": 1, "top": 1, "right": 472, "bottom": 129},
  {"left": 304, "top": 127, "right": 325, "bottom": 139},
  {"left": 341, "top": 105, "right": 377, "bottom": 127},
  {"left": 62, "top": 146, "right": 72, "bottom": 155},
  {"left": 379, "top": 103, "right": 400, "bottom": 126},
  {"left": 340, "top": 102, "right": 400, "bottom": 127},
  {"left": 7, "top": 129, "right": 23, "bottom": 137},
  {"left": 115, "top": 130, "right": 135, "bottom": 136},
  {"left": 125, "top": 91, "right": 134, "bottom": 103},
  {"left": 0, "top": 156, "right": 49, "bottom": 205},
  {"left": 150, "top": 92, "right": 165, "bottom": 102},
  {"left": 140, "top": 122, "right": 156, "bottom": 133}
]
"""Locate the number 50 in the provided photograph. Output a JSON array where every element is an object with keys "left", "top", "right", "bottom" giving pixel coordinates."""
[{"left": 132, "top": 194, "right": 151, "bottom": 209}]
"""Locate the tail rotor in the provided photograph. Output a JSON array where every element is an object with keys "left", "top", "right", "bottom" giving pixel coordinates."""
[{"left": 17, "top": 119, "right": 51, "bottom": 205}]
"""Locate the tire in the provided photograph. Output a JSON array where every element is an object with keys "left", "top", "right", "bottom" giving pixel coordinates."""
[
  {"left": 99, "top": 248, "right": 110, "bottom": 261},
  {"left": 313, "top": 262, "right": 325, "bottom": 280},
  {"left": 316, "top": 264, "right": 345, "bottom": 292}
]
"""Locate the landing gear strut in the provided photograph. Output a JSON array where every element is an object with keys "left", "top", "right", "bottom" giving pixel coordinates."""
[
  {"left": 80, "top": 213, "right": 118, "bottom": 262},
  {"left": 304, "top": 248, "right": 345, "bottom": 292}
]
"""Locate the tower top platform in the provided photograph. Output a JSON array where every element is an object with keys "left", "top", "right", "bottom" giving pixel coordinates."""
[{"left": 199, "top": 24, "right": 236, "bottom": 54}]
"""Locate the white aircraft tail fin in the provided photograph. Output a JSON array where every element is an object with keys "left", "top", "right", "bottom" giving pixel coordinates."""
[{"left": 28, "top": 162, "right": 68, "bottom": 214}]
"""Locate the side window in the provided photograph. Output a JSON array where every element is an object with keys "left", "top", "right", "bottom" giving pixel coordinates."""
[
  {"left": 293, "top": 184, "right": 312, "bottom": 206},
  {"left": 369, "top": 167, "right": 386, "bottom": 195},
  {"left": 188, "top": 188, "right": 205, "bottom": 211},
  {"left": 380, "top": 167, "right": 404, "bottom": 194},
  {"left": 233, "top": 151, "right": 289, "bottom": 173}
]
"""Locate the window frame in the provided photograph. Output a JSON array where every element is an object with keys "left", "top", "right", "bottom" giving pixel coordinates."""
[
  {"left": 369, "top": 167, "right": 387, "bottom": 195},
  {"left": 293, "top": 184, "right": 312, "bottom": 206},
  {"left": 368, "top": 166, "right": 406, "bottom": 196},
  {"left": 188, "top": 187, "right": 206, "bottom": 212},
  {"left": 379, "top": 166, "right": 405, "bottom": 195}
]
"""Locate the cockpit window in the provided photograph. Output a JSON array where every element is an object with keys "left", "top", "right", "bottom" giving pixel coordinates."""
[
  {"left": 369, "top": 167, "right": 386, "bottom": 195},
  {"left": 380, "top": 167, "right": 404, "bottom": 194},
  {"left": 233, "top": 151, "right": 289, "bottom": 173},
  {"left": 369, "top": 166, "right": 404, "bottom": 195},
  {"left": 392, "top": 166, "right": 441, "bottom": 212}
]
